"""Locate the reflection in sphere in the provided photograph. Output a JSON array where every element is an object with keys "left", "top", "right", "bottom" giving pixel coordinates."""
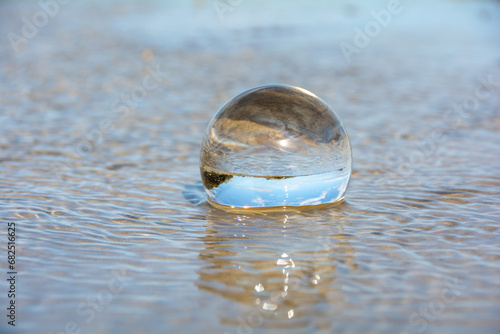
[{"left": 200, "top": 85, "right": 352, "bottom": 209}]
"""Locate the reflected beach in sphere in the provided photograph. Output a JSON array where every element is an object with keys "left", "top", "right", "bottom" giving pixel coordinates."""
[{"left": 200, "top": 85, "right": 352, "bottom": 209}]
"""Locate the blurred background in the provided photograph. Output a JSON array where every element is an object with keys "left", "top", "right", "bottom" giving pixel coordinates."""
[{"left": 1, "top": 0, "right": 499, "bottom": 333}]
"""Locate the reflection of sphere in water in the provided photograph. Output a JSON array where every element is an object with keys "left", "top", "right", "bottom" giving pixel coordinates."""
[{"left": 200, "top": 85, "right": 352, "bottom": 209}]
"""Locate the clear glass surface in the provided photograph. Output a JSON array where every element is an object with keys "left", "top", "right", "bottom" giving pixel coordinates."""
[{"left": 200, "top": 85, "right": 352, "bottom": 209}]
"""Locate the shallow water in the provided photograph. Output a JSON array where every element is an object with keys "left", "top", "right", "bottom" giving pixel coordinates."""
[{"left": 1, "top": 0, "right": 500, "bottom": 333}]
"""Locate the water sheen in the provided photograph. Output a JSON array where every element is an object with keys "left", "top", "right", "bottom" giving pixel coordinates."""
[{"left": 1, "top": 1, "right": 499, "bottom": 333}]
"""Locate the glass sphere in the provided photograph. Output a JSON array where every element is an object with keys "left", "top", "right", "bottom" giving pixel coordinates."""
[{"left": 200, "top": 85, "right": 352, "bottom": 209}]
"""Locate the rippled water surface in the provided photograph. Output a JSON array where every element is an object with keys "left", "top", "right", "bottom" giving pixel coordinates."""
[{"left": 1, "top": 0, "right": 500, "bottom": 333}]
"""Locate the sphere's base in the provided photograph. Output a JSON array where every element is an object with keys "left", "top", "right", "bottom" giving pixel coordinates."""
[
  {"left": 206, "top": 196, "right": 345, "bottom": 212},
  {"left": 204, "top": 170, "right": 350, "bottom": 211}
]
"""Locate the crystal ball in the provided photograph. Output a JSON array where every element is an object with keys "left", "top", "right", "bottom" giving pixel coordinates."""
[{"left": 200, "top": 85, "right": 352, "bottom": 209}]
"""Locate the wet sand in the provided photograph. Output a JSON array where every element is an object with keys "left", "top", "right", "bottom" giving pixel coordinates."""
[{"left": 0, "top": 0, "right": 499, "bottom": 333}]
